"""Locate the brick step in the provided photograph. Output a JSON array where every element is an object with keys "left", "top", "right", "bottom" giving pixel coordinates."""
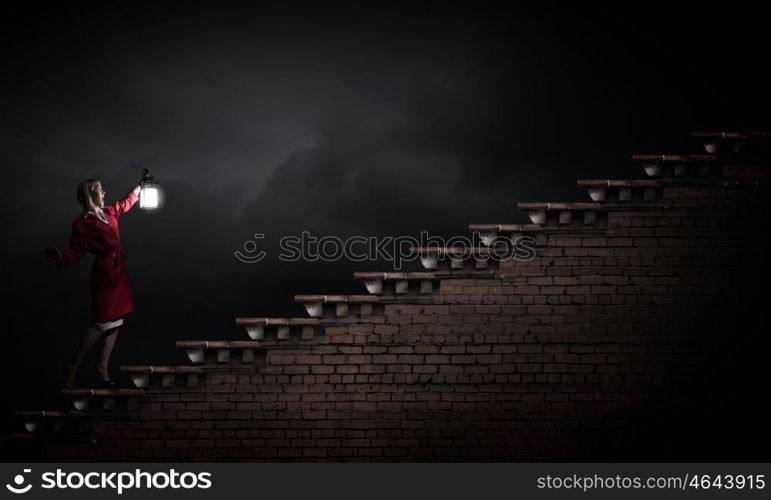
[
  {"left": 468, "top": 224, "right": 645, "bottom": 247},
  {"left": 469, "top": 224, "right": 561, "bottom": 250},
  {"left": 633, "top": 154, "right": 720, "bottom": 178},
  {"left": 294, "top": 294, "right": 380, "bottom": 318},
  {"left": 693, "top": 131, "right": 771, "bottom": 154},
  {"left": 517, "top": 202, "right": 606, "bottom": 226},
  {"left": 235, "top": 317, "right": 319, "bottom": 341},
  {"left": 353, "top": 272, "right": 439, "bottom": 295},
  {"left": 632, "top": 154, "right": 771, "bottom": 181},
  {"left": 468, "top": 224, "right": 542, "bottom": 246},
  {"left": 120, "top": 365, "right": 204, "bottom": 389},
  {"left": 408, "top": 246, "right": 500, "bottom": 272},
  {"left": 240, "top": 306, "right": 506, "bottom": 342},
  {"left": 9, "top": 410, "right": 86, "bottom": 434},
  {"left": 519, "top": 186, "right": 769, "bottom": 225},
  {"left": 176, "top": 340, "right": 262, "bottom": 365},
  {"left": 577, "top": 179, "right": 661, "bottom": 203},
  {"left": 469, "top": 221, "right": 735, "bottom": 250},
  {"left": 60, "top": 388, "right": 144, "bottom": 411}
]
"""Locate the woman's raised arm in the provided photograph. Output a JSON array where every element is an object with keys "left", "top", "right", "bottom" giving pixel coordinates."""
[{"left": 105, "top": 168, "right": 150, "bottom": 217}]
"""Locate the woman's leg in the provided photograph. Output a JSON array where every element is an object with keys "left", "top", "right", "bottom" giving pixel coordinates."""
[
  {"left": 96, "top": 329, "right": 119, "bottom": 381},
  {"left": 64, "top": 326, "right": 103, "bottom": 384}
]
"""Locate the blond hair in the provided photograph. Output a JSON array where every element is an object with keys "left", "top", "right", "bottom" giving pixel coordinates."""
[{"left": 76, "top": 179, "right": 102, "bottom": 212}]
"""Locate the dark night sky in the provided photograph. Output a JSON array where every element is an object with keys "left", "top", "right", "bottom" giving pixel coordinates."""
[{"left": 2, "top": 2, "right": 770, "bottom": 411}]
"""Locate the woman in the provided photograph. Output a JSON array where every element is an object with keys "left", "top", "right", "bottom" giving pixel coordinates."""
[{"left": 43, "top": 168, "right": 150, "bottom": 388}]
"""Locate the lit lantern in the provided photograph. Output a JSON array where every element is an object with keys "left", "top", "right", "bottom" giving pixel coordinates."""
[{"left": 139, "top": 176, "right": 161, "bottom": 209}]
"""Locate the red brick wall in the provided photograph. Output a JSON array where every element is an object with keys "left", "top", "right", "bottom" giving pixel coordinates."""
[{"left": 36, "top": 181, "right": 771, "bottom": 462}]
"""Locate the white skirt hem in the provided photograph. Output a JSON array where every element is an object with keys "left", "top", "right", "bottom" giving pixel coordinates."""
[{"left": 94, "top": 318, "right": 124, "bottom": 332}]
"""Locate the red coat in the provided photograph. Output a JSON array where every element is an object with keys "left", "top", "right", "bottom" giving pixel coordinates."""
[{"left": 58, "top": 190, "right": 138, "bottom": 323}]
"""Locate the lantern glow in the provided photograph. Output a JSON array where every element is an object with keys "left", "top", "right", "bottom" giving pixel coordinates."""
[{"left": 139, "top": 177, "right": 161, "bottom": 209}]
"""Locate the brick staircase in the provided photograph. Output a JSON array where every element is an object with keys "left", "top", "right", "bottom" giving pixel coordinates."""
[{"left": 3, "top": 131, "right": 771, "bottom": 461}]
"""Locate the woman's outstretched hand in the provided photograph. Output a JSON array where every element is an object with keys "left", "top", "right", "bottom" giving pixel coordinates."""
[
  {"left": 132, "top": 168, "right": 151, "bottom": 196},
  {"left": 43, "top": 245, "right": 62, "bottom": 261}
]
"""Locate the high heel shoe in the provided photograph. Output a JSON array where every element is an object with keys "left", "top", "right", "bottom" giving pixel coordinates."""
[
  {"left": 93, "top": 364, "right": 115, "bottom": 387},
  {"left": 62, "top": 363, "right": 75, "bottom": 389}
]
